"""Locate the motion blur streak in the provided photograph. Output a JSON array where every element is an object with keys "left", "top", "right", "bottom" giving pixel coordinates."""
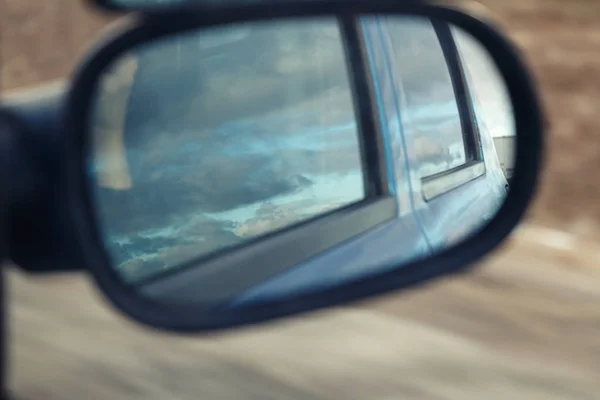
[{"left": 9, "top": 223, "right": 600, "bottom": 399}]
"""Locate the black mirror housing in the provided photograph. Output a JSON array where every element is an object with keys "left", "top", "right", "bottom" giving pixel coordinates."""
[{"left": 62, "top": 0, "right": 544, "bottom": 333}]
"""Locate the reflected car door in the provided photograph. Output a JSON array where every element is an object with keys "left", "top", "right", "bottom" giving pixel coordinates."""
[{"left": 378, "top": 16, "right": 508, "bottom": 251}]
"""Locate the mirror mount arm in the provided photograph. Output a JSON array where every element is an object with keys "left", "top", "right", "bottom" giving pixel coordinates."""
[
  {"left": 0, "top": 111, "right": 16, "bottom": 400},
  {"left": 0, "top": 103, "right": 83, "bottom": 400},
  {"left": 1, "top": 88, "right": 86, "bottom": 274}
]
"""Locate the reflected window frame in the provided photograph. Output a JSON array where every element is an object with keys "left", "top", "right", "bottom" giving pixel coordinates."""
[{"left": 384, "top": 17, "right": 486, "bottom": 201}]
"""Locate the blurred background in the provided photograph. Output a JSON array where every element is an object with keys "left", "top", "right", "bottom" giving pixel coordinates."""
[{"left": 2, "top": 0, "right": 600, "bottom": 399}]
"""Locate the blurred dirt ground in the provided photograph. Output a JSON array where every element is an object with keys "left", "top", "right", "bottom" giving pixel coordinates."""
[
  {"left": 3, "top": 0, "right": 600, "bottom": 399},
  {"left": 8, "top": 228, "right": 600, "bottom": 400}
]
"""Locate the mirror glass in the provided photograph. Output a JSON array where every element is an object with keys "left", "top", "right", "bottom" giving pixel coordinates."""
[{"left": 87, "top": 16, "right": 516, "bottom": 310}]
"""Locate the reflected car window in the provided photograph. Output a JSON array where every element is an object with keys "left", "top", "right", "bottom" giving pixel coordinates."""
[
  {"left": 89, "top": 19, "right": 365, "bottom": 283},
  {"left": 385, "top": 17, "right": 469, "bottom": 178},
  {"left": 452, "top": 27, "right": 515, "bottom": 139}
]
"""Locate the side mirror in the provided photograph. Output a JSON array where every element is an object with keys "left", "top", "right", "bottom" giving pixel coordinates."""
[{"left": 63, "top": 1, "right": 544, "bottom": 332}]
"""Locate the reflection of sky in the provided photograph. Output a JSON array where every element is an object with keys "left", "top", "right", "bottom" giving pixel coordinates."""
[
  {"left": 407, "top": 100, "right": 456, "bottom": 125},
  {"left": 175, "top": 121, "right": 358, "bottom": 157},
  {"left": 91, "top": 95, "right": 512, "bottom": 276},
  {"left": 89, "top": 115, "right": 359, "bottom": 173},
  {"left": 205, "top": 170, "right": 363, "bottom": 225},
  {"left": 473, "top": 100, "right": 514, "bottom": 139},
  {"left": 89, "top": 101, "right": 486, "bottom": 175},
  {"left": 91, "top": 105, "right": 366, "bottom": 275},
  {"left": 107, "top": 170, "right": 364, "bottom": 270},
  {"left": 407, "top": 99, "right": 512, "bottom": 139},
  {"left": 452, "top": 25, "right": 515, "bottom": 139}
]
